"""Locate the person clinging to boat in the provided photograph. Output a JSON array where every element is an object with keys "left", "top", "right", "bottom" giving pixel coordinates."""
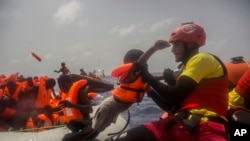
[
  {"left": 55, "top": 74, "right": 94, "bottom": 141},
  {"left": 56, "top": 74, "right": 113, "bottom": 141},
  {"left": 106, "top": 22, "right": 229, "bottom": 141}
]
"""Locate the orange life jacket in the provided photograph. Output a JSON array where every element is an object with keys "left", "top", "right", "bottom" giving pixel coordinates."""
[
  {"left": 35, "top": 76, "right": 52, "bottom": 108},
  {"left": 87, "top": 92, "right": 97, "bottom": 98},
  {"left": 50, "top": 97, "right": 61, "bottom": 108},
  {"left": 0, "top": 73, "right": 18, "bottom": 84},
  {"left": 111, "top": 63, "right": 148, "bottom": 103},
  {"left": 61, "top": 80, "right": 88, "bottom": 123},
  {"left": 112, "top": 77, "right": 147, "bottom": 103},
  {"left": 111, "top": 63, "right": 133, "bottom": 81},
  {"left": 0, "top": 89, "right": 3, "bottom": 99}
]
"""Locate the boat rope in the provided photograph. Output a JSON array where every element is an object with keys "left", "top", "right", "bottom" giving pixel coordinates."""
[
  {"left": 13, "top": 124, "right": 66, "bottom": 132},
  {"left": 107, "top": 109, "right": 130, "bottom": 136}
]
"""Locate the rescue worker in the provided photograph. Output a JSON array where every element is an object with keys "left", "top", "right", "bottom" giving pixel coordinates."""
[
  {"left": 225, "top": 58, "right": 250, "bottom": 139},
  {"left": 54, "top": 62, "right": 71, "bottom": 75},
  {"left": 106, "top": 22, "right": 229, "bottom": 141},
  {"left": 224, "top": 56, "right": 249, "bottom": 91},
  {"left": 228, "top": 68, "right": 250, "bottom": 117}
]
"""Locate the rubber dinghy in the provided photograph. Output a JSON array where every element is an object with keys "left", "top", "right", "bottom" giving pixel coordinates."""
[{"left": 0, "top": 109, "right": 129, "bottom": 141}]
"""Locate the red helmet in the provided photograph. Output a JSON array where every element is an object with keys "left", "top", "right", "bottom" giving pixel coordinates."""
[{"left": 169, "top": 22, "right": 206, "bottom": 47}]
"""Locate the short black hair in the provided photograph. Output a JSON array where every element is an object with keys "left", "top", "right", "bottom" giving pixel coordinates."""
[
  {"left": 46, "top": 78, "right": 56, "bottom": 89},
  {"left": 57, "top": 75, "right": 71, "bottom": 93},
  {"left": 123, "top": 49, "right": 144, "bottom": 64}
]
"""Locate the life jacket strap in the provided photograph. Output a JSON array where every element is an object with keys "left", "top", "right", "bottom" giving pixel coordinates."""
[
  {"left": 120, "top": 86, "right": 145, "bottom": 93},
  {"left": 120, "top": 86, "right": 145, "bottom": 104}
]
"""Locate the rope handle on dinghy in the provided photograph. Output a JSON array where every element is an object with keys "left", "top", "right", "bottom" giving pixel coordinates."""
[{"left": 107, "top": 109, "right": 130, "bottom": 136}]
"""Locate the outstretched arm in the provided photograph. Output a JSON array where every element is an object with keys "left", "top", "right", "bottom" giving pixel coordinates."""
[
  {"left": 57, "top": 100, "right": 93, "bottom": 113},
  {"left": 54, "top": 70, "right": 59, "bottom": 73},
  {"left": 137, "top": 40, "right": 170, "bottom": 65},
  {"left": 54, "top": 68, "right": 63, "bottom": 73},
  {"left": 137, "top": 40, "right": 197, "bottom": 112}
]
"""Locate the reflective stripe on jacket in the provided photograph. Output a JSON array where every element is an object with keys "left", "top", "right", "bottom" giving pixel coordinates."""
[{"left": 35, "top": 76, "right": 51, "bottom": 108}]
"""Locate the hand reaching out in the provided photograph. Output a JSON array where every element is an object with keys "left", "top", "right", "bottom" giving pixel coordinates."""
[
  {"left": 136, "top": 40, "right": 171, "bottom": 66},
  {"left": 152, "top": 40, "right": 171, "bottom": 50},
  {"left": 58, "top": 100, "right": 73, "bottom": 108}
]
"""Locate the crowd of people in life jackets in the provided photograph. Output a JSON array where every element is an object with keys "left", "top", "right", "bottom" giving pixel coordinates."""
[
  {"left": 0, "top": 72, "right": 60, "bottom": 131},
  {"left": 0, "top": 60, "right": 111, "bottom": 133},
  {"left": 1, "top": 22, "right": 250, "bottom": 141}
]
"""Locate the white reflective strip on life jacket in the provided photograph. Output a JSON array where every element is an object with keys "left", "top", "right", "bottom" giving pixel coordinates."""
[{"left": 65, "top": 97, "right": 73, "bottom": 116}]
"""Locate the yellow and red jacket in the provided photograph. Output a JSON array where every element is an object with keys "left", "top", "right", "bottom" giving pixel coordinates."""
[
  {"left": 61, "top": 80, "right": 88, "bottom": 123},
  {"left": 181, "top": 76, "right": 228, "bottom": 117},
  {"left": 235, "top": 68, "right": 250, "bottom": 101},
  {"left": 111, "top": 63, "right": 148, "bottom": 103},
  {"left": 229, "top": 68, "right": 250, "bottom": 110},
  {"left": 179, "top": 53, "right": 229, "bottom": 117}
]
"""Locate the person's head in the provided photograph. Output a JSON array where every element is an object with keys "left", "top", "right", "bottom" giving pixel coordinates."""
[
  {"left": 45, "top": 78, "right": 56, "bottom": 89},
  {"left": 26, "top": 77, "right": 34, "bottom": 87},
  {"left": 18, "top": 75, "right": 26, "bottom": 82},
  {"left": 80, "top": 68, "right": 83, "bottom": 72},
  {"left": 61, "top": 62, "right": 65, "bottom": 67},
  {"left": 33, "top": 76, "right": 38, "bottom": 80},
  {"left": 57, "top": 75, "right": 72, "bottom": 93},
  {"left": 169, "top": 22, "right": 206, "bottom": 62},
  {"left": 224, "top": 56, "right": 249, "bottom": 91},
  {"left": 6, "top": 80, "right": 17, "bottom": 95},
  {"left": 123, "top": 49, "right": 144, "bottom": 64}
]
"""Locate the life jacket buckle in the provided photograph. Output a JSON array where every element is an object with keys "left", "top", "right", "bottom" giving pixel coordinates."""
[
  {"left": 182, "top": 114, "right": 201, "bottom": 133},
  {"left": 164, "top": 110, "right": 189, "bottom": 130}
]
